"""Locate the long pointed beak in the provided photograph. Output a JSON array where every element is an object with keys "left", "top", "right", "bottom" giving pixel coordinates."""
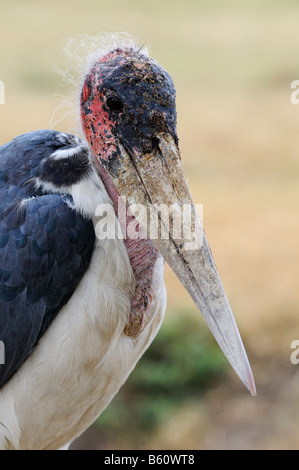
[{"left": 112, "top": 133, "right": 256, "bottom": 396}]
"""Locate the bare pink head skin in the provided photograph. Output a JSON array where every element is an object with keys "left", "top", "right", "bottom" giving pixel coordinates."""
[{"left": 80, "top": 47, "right": 256, "bottom": 396}]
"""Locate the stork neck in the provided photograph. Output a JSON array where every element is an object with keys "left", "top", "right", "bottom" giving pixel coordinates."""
[{"left": 96, "top": 163, "right": 162, "bottom": 337}]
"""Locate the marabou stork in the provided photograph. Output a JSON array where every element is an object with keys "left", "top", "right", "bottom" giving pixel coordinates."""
[{"left": 0, "top": 38, "right": 255, "bottom": 450}]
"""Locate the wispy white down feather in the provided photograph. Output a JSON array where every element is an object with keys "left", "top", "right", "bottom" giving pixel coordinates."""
[{"left": 51, "top": 32, "right": 150, "bottom": 136}]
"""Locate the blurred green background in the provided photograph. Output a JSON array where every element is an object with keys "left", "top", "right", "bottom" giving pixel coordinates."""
[{"left": 1, "top": 0, "right": 299, "bottom": 449}]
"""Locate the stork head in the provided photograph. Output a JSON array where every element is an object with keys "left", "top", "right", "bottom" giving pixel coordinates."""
[
  {"left": 80, "top": 48, "right": 177, "bottom": 170},
  {"left": 80, "top": 46, "right": 256, "bottom": 396}
]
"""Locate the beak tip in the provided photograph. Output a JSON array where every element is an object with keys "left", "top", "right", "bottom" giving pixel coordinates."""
[
  {"left": 248, "top": 376, "right": 257, "bottom": 397},
  {"left": 242, "top": 363, "right": 257, "bottom": 397}
]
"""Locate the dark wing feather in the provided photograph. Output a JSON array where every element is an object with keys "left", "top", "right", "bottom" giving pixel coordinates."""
[{"left": 0, "top": 131, "right": 96, "bottom": 389}]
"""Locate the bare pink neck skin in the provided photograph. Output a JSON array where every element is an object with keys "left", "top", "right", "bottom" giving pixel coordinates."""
[{"left": 97, "top": 165, "right": 162, "bottom": 337}]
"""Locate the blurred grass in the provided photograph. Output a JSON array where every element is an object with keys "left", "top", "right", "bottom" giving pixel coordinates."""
[{"left": 1, "top": 0, "right": 299, "bottom": 449}]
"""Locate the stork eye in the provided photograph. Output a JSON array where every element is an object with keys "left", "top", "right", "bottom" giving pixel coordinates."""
[{"left": 106, "top": 96, "right": 123, "bottom": 112}]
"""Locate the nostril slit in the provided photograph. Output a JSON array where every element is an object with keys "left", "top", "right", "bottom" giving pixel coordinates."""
[
  {"left": 142, "top": 136, "right": 160, "bottom": 154},
  {"left": 142, "top": 138, "right": 152, "bottom": 153},
  {"left": 151, "top": 136, "right": 160, "bottom": 150}
]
